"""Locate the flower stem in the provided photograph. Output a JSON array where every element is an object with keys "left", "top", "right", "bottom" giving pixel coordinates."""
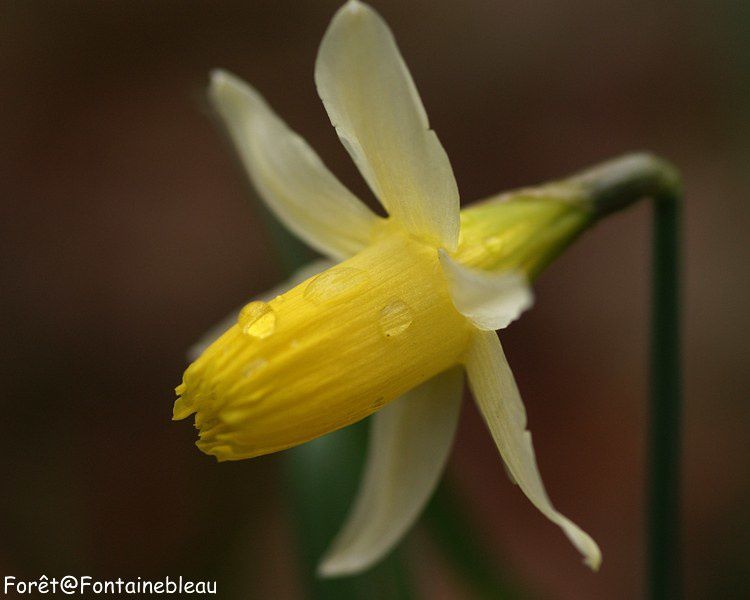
[
  {"left": 648, "top": 187, "right": 682, "bottom": 600},
  {"left": 578, "top": 153, "right": 683, "bottom": 599}
]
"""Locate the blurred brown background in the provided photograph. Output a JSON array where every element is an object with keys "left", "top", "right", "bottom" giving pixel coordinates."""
[{"left": 1, "top": 1, "right": 748, "bottom": 598}]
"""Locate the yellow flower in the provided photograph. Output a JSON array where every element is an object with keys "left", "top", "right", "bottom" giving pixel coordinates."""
[{"left": 174, "top": 0, "right": 600, "bottom": 576}]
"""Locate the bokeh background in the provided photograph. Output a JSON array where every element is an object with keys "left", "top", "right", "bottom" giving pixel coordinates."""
[{"left": 2, "top": 1, "right": 748, "bottom": 598}]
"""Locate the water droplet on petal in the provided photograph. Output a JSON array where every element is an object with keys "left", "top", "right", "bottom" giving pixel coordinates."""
[
  {"left": 242, "top": 358, "right": 268, "bottom": 378},
  {"left": 238, "top": 301, "right": 276, "bottom": 339},
  {"left": 378, "top": 299, "right": 413, "bottom": 338},
  {"left": 304, "top": 268, "right": 370, "bottom": 304}
]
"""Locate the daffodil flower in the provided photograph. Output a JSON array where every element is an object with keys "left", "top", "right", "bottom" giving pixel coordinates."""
[{"left": 174, "top": 0, "right": 601, "bottom": 576}]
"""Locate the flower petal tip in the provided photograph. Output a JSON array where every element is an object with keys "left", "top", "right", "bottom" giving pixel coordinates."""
[
  {"left": 582, "top": 529, "right": 602, "bottom": 570},
  {"left": 343, "top": 0, "right": 365, "bottom": 12},
  {"left": 207, "top": 69, "right": 260, "bottom": 109},
  {"left": 585, "top": 550, "right": 603, "bottom": 572},
  {"left": 208, "top": 68, "right": 226, "bottom": 83},
  {"left": 208, "top": 68, "right": 234, "bottom": 95},
  {"left": 334, "top": 0, "right": 369, "bottom": 23},
  {"left": 316, "top": 555, "right": 364, "bottom": 579},
  {"left": 575, "top": 532, "right": 602, "bottom": 571}
]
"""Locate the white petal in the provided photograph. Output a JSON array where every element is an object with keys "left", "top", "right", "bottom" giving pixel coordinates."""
[
  {"left": 209, "top": 70, "right": 379, "bottom": 260},
  {"left": 318, "top": 367, "right": 464, "bottom": 577},
  {"left": 439, "top": 251, "right": 534, "bottom": 330},
  {"left": 187, "top": 259, "right": 335, "bottom": 360},
  {"left": 464, "top": 331, "right": 602, "bottom": 570},
  {"left": 315, "top": 0, "right": 460, "bottom": 249}
]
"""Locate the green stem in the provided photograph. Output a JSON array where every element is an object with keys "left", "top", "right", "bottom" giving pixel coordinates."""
[
  {"left": 648, "top": 190, "right": 682, "bottom": 600},
  {"left": 577, "top": 154, "right": 683, "bottom": 599}
]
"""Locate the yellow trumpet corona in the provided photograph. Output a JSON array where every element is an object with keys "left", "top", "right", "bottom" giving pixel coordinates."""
[{"left": 176, "top": 228, "right": 472, "bottom": 459}]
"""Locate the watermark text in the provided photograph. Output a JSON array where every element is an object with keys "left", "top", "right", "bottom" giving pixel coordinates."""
[{"left": 4, "top": 575, "right": 217, "bottom": 595}]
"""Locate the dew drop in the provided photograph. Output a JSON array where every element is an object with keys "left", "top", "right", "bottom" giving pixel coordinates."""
[
  {"left": 238, "top": 301, "right": 276, "bottom": 339},
  {"left": 242, "top": 358, "right": 268, "bottom": 378},
  {"left": 378, "top": 299, "right": 413, "bottom": 338},
  {"left": 303, "top": 268, "right": 369, "bottom": 304}
]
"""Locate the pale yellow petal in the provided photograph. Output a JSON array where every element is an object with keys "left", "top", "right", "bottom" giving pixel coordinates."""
[
  {"left": 318, "top": 367, "right": 463, "bottom": 577},
  {"left": 439, "top": 251, "right": 534, "bottom": 330},
  {"left": 464, "top": 331, "right": 602, "bottom": 570},
  {"left": 315, "top": 0, "right": 459, "bottom": 249},
  {"left": 187, "top": 259, "right": 335, "bottom": 361},
  {"left": 209, "top": 70, "right": 379, "bottom": 260}
]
